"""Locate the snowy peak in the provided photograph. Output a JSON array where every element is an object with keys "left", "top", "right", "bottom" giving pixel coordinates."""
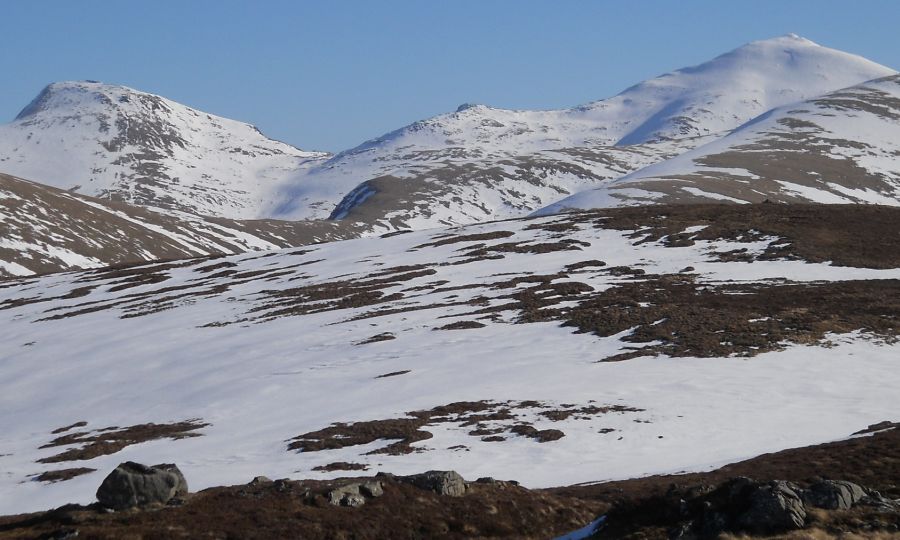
[
  {"left": 537, "top": 74, "right": 900, "bottom": 214},
  {"left": 16, "top": 81, "right": 159, "bottom": 120},
  {"left": 0, "top": 81, "right": 329, "bottom": 218},
  {"left": 332, "top": 34, "right": 894, "bottom": 160},
  {"left": 602, "top": 34, "right": 896, "bottom": 145}
]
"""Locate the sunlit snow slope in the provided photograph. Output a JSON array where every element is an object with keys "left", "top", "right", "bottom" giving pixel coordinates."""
[
  {"left": 539, "top": 74, "right": 900, "bottom": 213},
  {"left": 0, "top": 81, "right": 329, "bottom": 219},
  {"left": 1, "top": 204, "right": 897, "bottom": 514}
]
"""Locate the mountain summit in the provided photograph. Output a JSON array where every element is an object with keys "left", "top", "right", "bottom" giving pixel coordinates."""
[{"left": 0, "top": 81, "right": 328, "bottom": 218}]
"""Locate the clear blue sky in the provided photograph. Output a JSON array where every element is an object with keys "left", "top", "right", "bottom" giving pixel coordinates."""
[{"left": 2, "top": 1, "right": 898, "bottom": 152}]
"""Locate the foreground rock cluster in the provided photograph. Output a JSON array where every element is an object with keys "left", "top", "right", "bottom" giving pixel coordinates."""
[
  {"left": 1, "top": 424, "right": 898, "bottom": 539},
  {"left": 661, "top": 477, "right": 898, "bottom": 538},
  {"left": 0, "top": 464, "right": 596, "bottom": 539}
]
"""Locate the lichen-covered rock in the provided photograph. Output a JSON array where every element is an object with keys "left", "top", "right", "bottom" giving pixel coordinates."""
[{"left": 96, "top": 462, "right": 188, "bottom": 510}]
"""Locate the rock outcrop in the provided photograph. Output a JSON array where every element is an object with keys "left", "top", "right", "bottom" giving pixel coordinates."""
[
  {"left": 398, "top": 470, "right": 467, "bottom": 497},
  {"left": 326, "top": 481, "right": 384, "bottom": 507},
  {"left": 96, "top": 462, "right": 188, "bottom": 510},
  {"left": 804, "top": 479, "right": 868, "bottom": 510},
  {"left": 609, "top": 476, "right": 894, "bottom": 539}
]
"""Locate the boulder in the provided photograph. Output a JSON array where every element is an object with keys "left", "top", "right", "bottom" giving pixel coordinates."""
[
  {"left": 360, "top": 480, "right": 384, "bottom": 498},
  {"left": 737, "top": 481, "right": 806, "bottom": 533},
  {"left": 327, "top": 484, "right": 360, "bottom": 506},
  {"left": 248, "top": 476, "right": 272, "bottom": 486},
  {"left": 342, "top": 493, "right": 366, "bottom": 507},
  {"left": 400, "top": 470, "right": 467, "bottom": 496},
  {"left": 804, "top": 480, "right": 867, "bottom": 510},
  {"left": 327, "top": 480, "right": 384, "bottom": 506},
  {"left": 96, "top": 462, "right": 188, "bottom": 510}
]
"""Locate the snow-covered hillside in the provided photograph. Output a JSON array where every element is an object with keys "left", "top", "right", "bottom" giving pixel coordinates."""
[
  {"left": 539, "top": 74, "right": 900, "bottom": 213},
  {"left": 0, "top": 81, "right": 329, "bottom": 218},
  {"left": 272, "top": 34, "right": 895, "bottom": 228},
  {"left": 0, "top": 173, "right": 356, "bottom": 278},
  {"left": 1, "top": 204, "right": 897, "bottom": 514}
]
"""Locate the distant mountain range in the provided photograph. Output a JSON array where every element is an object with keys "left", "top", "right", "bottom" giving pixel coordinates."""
[
  {"left": 300, "top": 34, "right": 896, "bottom": 228},
  {"left": 1, "top": 34, "right": 898, "bottom": 276}
]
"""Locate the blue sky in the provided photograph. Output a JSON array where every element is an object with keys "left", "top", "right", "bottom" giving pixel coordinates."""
[{"left": 2, "top": 1, "right": 898, "bottom": 152}]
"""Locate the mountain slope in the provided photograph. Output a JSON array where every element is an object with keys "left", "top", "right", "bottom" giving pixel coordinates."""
[
  {"left": 0, "top": 203, "right": 897, "bottom": 514},
  {"left": 272, "top": 35, "right": 895, "bottom": 228},
  {"left": 0, "top": 81, "right": 329, "bottom": 218},
  {"left": 1, "top": 37, "right": 892, "bottom": 229},
  {"left": 539, "top": 74, "right": 900, "bottom": 213},
  {"left": 0, "top": 173, "right": 356, "bottom": 278}
]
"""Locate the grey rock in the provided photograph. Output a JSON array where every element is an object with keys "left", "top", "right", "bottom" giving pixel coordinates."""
[
  {"left": 327, "top": 481, "right": 383, "bottom": 506},
  {"left": 738, "top": 481, "right": 806, "bottom": 533},
  {"left": 360, "top": 481, "right": 383, "bottom": 498},
  {"left": 96, "top": 462, "right": 188, "bottom": 510},
  {"left": 273, "top": 479, "right": 291, "bottom": 492},
  {"left": 473, "top": 477, "right": 518, "bottom": 488},
  {"left": 400, "top": 470, "right": 467, "bottom": 497},
  {"left": 804, "top": 480, "right": 867, "bottom": 510},
  {"left": 249, "top": 476, "right": 272, "bottom": 485},
  {"left": 857, "top": 493, "right": 900, "bottom": 512},
  {"left": 342, "top": 493, "right": 367, "bottom": 507},
  {"left": 725, "top": 476, "right": 758, "bottom": 499},
  {"left": 327, "top": 484, "right": 361, "bottom": 506}
]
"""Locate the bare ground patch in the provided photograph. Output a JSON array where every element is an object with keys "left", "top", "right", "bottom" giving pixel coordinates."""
[
  {"left": 30, "top": 468, "right": 96, "bottom": 484},
  {"left": 38, "top": 420, "right": 209, "bottom": 464},
  {"left": 289, "top": 400, "right": 643, "bottom": 456}
]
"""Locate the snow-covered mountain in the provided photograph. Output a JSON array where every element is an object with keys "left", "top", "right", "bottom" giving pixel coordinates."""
[
  {"left": 0, "top": 203, "right": 897, "bottom": 514},
  {"left": 0, "top": 172, "right": 356, "bottom": 278},
  {"left": 538, "top": 74, "right": 900, "bottom": 213},
  {"left": 1, "top": 36, "right": 893, "bottom": 231},
  {"left": 0, "top": 81, "right": 329, "bottom": 218},
  {"left": 273, "top": 34, "right": 895, "bottom": 228}
]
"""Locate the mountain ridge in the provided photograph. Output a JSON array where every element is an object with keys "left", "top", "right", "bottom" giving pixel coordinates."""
[
  {"left": 0, "top": 172, "right": 356, "bottom": 278},
  {"left": 537, "top": 73, "right": 900, "bottom": 213},
  {"left": 2, "top": 35, "right": 894, "bottom": 231},
  {"left": 272, "top": 34, "right": 896, "bottom": 226}
]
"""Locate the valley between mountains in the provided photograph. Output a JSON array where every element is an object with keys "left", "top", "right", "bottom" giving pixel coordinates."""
[{"left": 0, "top": 32, "right": 898, "bottom": 539}]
